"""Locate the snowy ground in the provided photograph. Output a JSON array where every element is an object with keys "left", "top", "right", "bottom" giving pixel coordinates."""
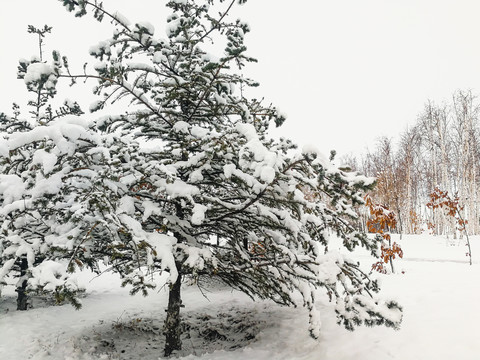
[{"left": 1, "top": 234, "right": 480, "bottom": 360}]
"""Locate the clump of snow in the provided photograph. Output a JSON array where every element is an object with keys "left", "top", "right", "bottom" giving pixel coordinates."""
[
  {"left": 6, "top": 116, "right": 95, "bottom": 152},
  {"left": 178, "top": 244, "right": 215, "bottom": 271},
  {"left": 153, "top": 51, "right": 168, "bottom": 63},
  {"left": 166, "top": 15, "right": 182, "bottom": 37},
  {"left": 223, "top": 163, "right": 236, "bottom": 179},
  {"left": 24, "top": 63, "right": 57, "bottom": 89},
  {"left": 30, "top": 173, "right": 63, "bottom": 198},
  {"left": 32, "top": 149, "right": 57, "bottom": 175},
  {"left": 135, "top": 22, "right": 155, "bottom": 35},
  {"left": 29, "top": 260, "right": 81, "bottom": 292},
  {"left": 0, "top": 175, "right": 26, "bottom": 204},
  {"left": 260, "top": 166, "right": 275, "bottom": 183},
  {"left": 146, "top": 232, "right": 178, "bottom": 283},
  {"left": 235, "top": 122, "right": 256, "bottom": 141},
  {"left": 301, "top": 143, "right": 332, "bottom": 168},
  {"left": 191, "top": 204, "right": 208, "bottom": 225},
  {"left": 191, "top": 126, "right": 209, "bottom": 138},
  {"left": 142, "top": 200, "right": 163, "bottom": 222},
  {"left": 89, "top": 40, "right": 111, "bottom": 57},
  {"left": 162, "top": 179, "right": 200, "bottom": 198},
  {"left": 89, "top": 100, "right": 104, "bottom": 112},
  {"left": 113, "top": 11, "right": 131, "bottom": 28},
  {"left": 173, "top": 121, "right": 190, "bottom": 133},
  {"left": 0, "top": 138, "right": 9, "bottom": 157},
  {"left": 117, "top": 195, "right": 136, "bottom": 215}
]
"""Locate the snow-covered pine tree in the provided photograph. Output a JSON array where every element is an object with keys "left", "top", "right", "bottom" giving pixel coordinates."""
[
  {"left": 0, "top": 25, "right": 100, "bottom": 309},
  {"left": 55, "top": 0, "right": 402, "bottom": 356}
]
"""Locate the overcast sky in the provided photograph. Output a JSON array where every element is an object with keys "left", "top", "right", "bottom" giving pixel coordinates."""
[{"left": 2, "top": 0, "right": 480, "bottom": 157}]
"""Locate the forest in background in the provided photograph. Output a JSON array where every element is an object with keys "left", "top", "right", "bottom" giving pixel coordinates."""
[{"left": 344, "top": 90, "right": 480, "bottom": 237}]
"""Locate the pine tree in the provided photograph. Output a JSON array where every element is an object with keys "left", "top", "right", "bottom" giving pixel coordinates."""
[
  {"left": 1, "top": 0, "right": 402, "bottom": 355},
  {"left": 0, "top": 25, "right": 97, "bottom": 310}
]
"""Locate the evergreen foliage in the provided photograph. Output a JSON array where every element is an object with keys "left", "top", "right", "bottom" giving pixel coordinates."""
[
  {"left": 0, "top": 25, "right": 94, "bottom": 310},
  {"left": 0, "top": 0, "right": 402, "bottom": 356}
]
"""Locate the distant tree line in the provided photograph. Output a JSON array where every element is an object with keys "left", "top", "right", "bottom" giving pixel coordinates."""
[{"left": 344, "top": 90, "right": 480, "bottom": 237}]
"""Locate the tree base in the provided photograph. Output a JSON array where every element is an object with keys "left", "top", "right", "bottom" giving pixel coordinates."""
[{"left": 164, "top": 270, "right": 182, "bottom": 357}]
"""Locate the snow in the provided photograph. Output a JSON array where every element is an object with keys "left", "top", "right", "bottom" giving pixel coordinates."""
[
  {"left": 32, "top": 149, "right": 57, "bottom": 175},
  {"left": 136, "top": 22, "right": 155, "bottom": 36},
  {"left": 260, "top": 166, "right": 275, "bottom": 183},
  {"left": 146, "top": 232, "right": 178, "bottom": 283},
  {"left": 153, "top": 51, "right": 168, "bottom": 64},
  {"left": 6, "top": 116, "right": 95, "bottom": 152},
  {"left": 1, "top": 234, "right": 480, "bottom": 359},
  {"left": 0, "top": 174, "right": 26, "bottom": 204},
  {"left": 166, "top": 16, "right": 182, "bottom": 37},
  {"left": 191, "top": 125, "right": 209, "bottom": 138},
  {"left": 89, "top": 40, "right": 111, "bottom": 57},
  {"left": 142, "top": 200, "right": 163, "bottom": 221},
  {"left": 0, "top": 138, "right": 8, "bottom": 157},
  {"left": 162, "top": 179, "right": 200, "bottom": 198},
  {"left": 191, "top": 203, "right": 208, "bottom": 225},
  {"left": 173, "top": 120, "right": 190, "bottom": 133},
  {"left": 117, "top": 195, "right": 136, "bottom": 215},
  {"left": 302, "top": 143, "right": 332, "bottom": 169},
  {"left": 223, "top": 163, "right": 236, "bottom": 179},
  {"left": 30, "top": 172, "right": 63, "bottom": 197},
  {"left": 29, "top": 260, "right": 81, "bottom": 293},
  {"left": 112, "top": 11, "right": 131, "bottom": 28},
  {"left": 178, "top": 244, "right": 214, "bottom": 271},
  {"left": 89, "top": 99, "right": 104, "bottom": 112},
  {"left": 23, "top": 63, "right": 56, "bottom": 87}
]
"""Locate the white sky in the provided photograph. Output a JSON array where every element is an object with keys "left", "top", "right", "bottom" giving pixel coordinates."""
[{"left": 2, "top": 0, "right": 480, "bottom": 157}]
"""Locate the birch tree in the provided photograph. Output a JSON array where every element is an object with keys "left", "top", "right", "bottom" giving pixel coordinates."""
[
  {"left": 451, "top": 90, "right": 480, "bottom": 235},
  {"left": 418, "top": 101, "right": 453, "bottom": 235}
]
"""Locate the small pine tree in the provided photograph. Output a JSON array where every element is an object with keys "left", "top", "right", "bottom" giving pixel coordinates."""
[{"left": 0, "top": 25, "right": 95, "bottom": 310}]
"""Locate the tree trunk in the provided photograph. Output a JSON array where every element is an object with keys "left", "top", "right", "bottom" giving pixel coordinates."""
[
  {"left": 396, "top": 204, "right": 403, "bottom": 240},
  {"left": 16, "top": 258, "right": 29, "bottom": 311},
  {"left": 388, "top": 238, "right": 395, "bottom": 274},
  {"left": 164, "top": 264, "right": 182, "bottom": 357}
]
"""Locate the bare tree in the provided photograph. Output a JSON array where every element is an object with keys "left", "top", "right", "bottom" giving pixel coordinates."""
[
  {"left": 451, "top": 90, "right": 480, "bottom": 235},
  {"left": 417, "top": 101, "right": 453, "bottom": 236},
  {"left": 397, "top": 126, "right": 423, "bottom": 234}
]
